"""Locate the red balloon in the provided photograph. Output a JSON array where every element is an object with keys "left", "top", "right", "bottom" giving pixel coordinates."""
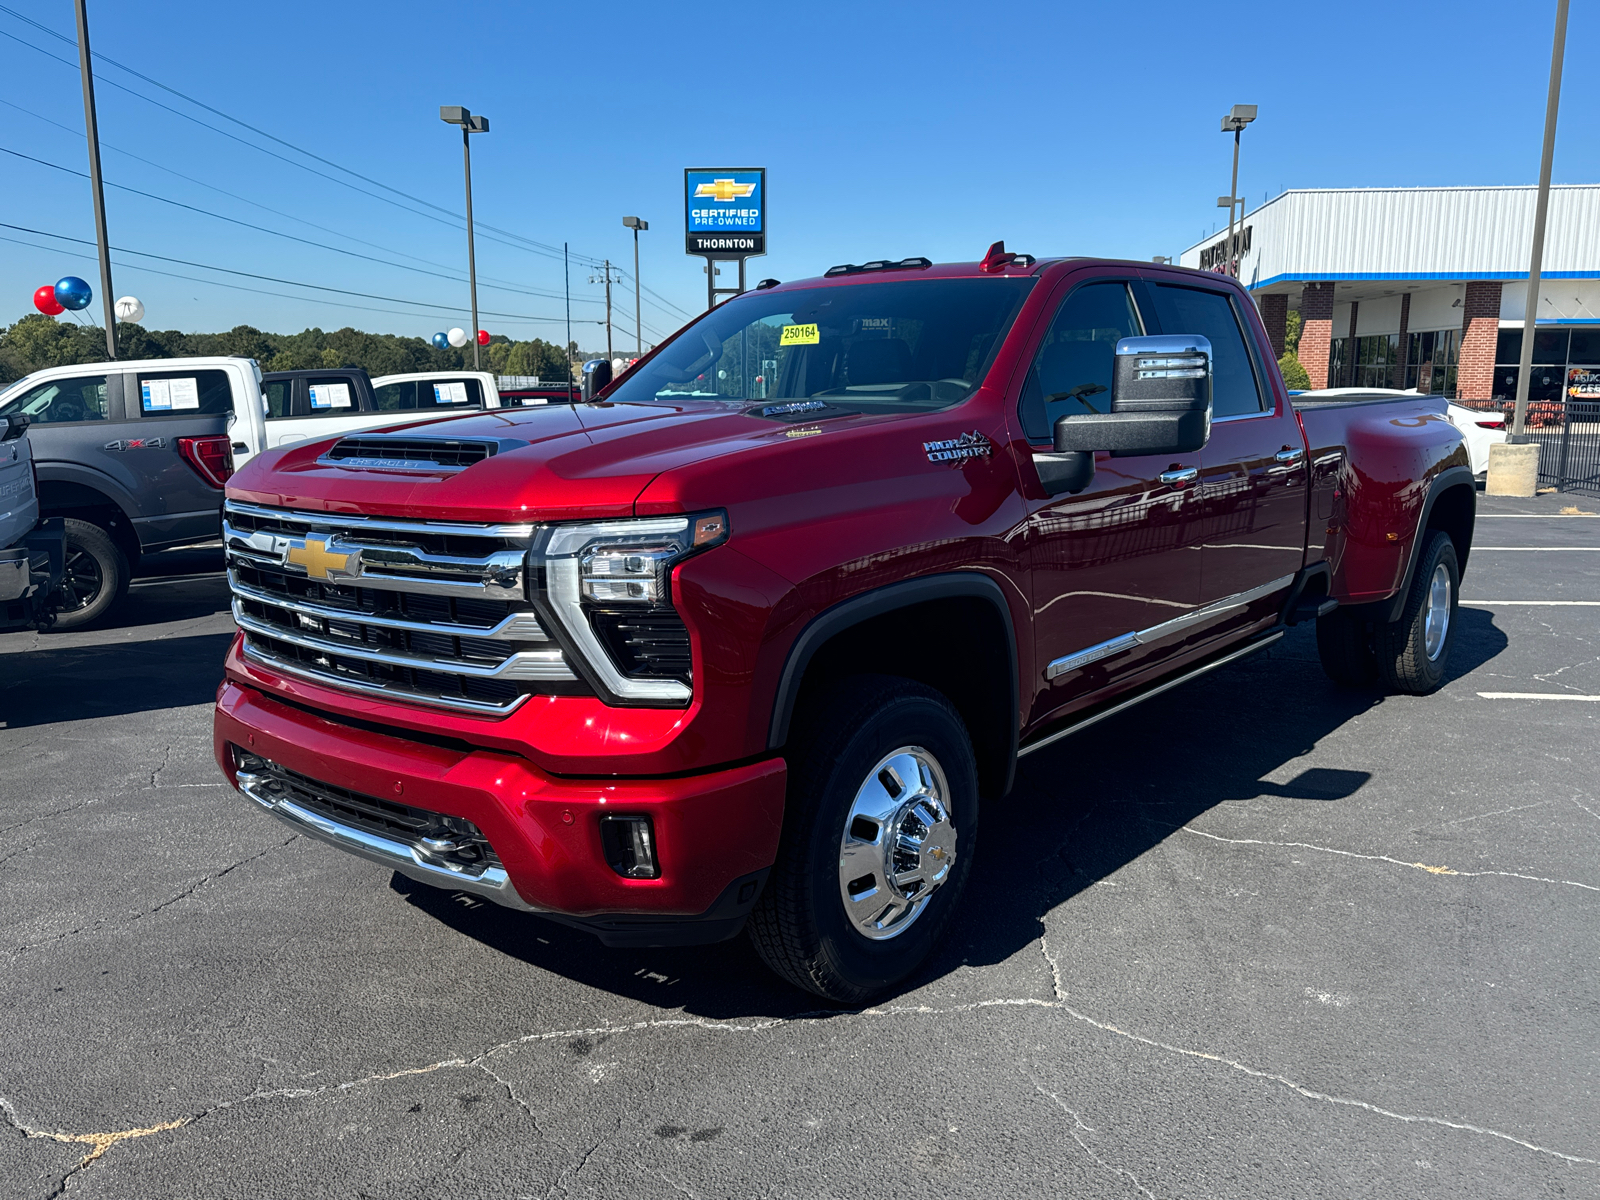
[
  {"left": 33, "top": 285, "right": 64, "bottom": 316},
  {"left": 477, "top": 329, "right": 490, "bottom": 346}
]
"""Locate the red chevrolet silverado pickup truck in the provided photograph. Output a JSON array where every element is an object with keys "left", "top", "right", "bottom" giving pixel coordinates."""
[{"left": 213, "top": 248, "right": 1474, "bottom": 1001}]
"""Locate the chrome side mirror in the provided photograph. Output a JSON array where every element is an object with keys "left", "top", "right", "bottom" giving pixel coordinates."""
[{"left": 1032, "top": 336, "right": 1213, "bottom": 496}]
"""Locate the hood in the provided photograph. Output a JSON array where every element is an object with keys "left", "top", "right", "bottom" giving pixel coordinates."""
[{"left": 226, "top": 400, "right": 862, "bottom": 522}]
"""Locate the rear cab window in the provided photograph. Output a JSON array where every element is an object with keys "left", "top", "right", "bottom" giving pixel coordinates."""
[
  {"left": 262, "top": 379, "right": 293, "bottom": 419},
  {"left": 1146, "top": 284, "right": 1266, "bottom": 418},
  {"left": 136, "top": 368, "right": 234, "bottom": 418},
  {"left": 303, "top": 376, "right": 360, "bottom": 418}
]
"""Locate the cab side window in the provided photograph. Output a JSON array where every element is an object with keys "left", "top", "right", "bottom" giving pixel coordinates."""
[
  {"left": 1017, "top": 282, "right": 1142, "bottom": 443},
  {"left": 0, "top": 375, "right": 109, "bottom": 425},
  {"left": 373, "top": 381, "right": 416, "bottom": 411},
  {"left": 1148, "top": 285, "right": 1265, "bottom": 418},
  {"left": 303, "top": 376, "right": 360, "bottom": 417},
  {"left": 136, "top": 369, "right": 233, "bottom": 418}
]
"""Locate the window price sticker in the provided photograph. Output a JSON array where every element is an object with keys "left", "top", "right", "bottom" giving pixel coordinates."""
[
  {"left": 432, "top": 381, "right": 469, "bottom": 404},
  {"left": 309, "top": 383, "right": 352, "bottom": 409},
  {"left": 780, "top": 323, "right": 819, "bottom": 346},
  {"left": 141, "top": 377, "right": 200, "bottom": 411}
]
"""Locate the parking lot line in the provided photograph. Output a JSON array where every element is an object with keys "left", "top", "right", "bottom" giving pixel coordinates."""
[
  {"left": 1476, "top": 514, "right": 1599, "bottom": 518},
  {"left": 1477, "top": 692, "right": 1600, "bottom": 701},
  {"left": 1471, "top": 547, "right": 1600, "bottom": 551},
  {"left": 1461, "top": 600, "right": 1600, "bottom": 606}
]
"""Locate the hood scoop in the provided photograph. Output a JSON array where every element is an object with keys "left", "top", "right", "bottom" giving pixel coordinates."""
[
  {"left": 319, "top": 434, "right": 508, "bottom": 472},
  {"left": 744, "top": 400, "right": 856, "bottom": 424}
]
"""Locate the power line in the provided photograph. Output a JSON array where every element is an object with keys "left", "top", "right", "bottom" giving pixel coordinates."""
[{"left": 0, "top": 222, "right": 609, "bottom": 327}]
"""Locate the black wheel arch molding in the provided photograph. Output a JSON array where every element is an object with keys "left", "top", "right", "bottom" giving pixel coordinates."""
[
  {"left": 766, "top": 571, "right": 1021, "bottom": 799},
  {"left": 1380, "top": 465, "right": 1476, "bottom": 624}
]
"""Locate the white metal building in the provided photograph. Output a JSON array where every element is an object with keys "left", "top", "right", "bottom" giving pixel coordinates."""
[{"left": 1178, "top": 186, "right": 1600, "bottom": 400}]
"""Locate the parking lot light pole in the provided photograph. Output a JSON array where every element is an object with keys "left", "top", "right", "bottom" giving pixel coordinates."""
[
  {"left": 73, "top": 0, "right": 116, "bottom": 359},
  {"left": 440, "top": 106, "right": 488, "bottom": 370},
  {"left": 623, "top": 216, "right": 648, "bottom": 360},
  {"left": 1511, "top": 0, "right": 1570, "bottom": 441},
  {"left": 1220, "top": 105, "right": 1257, "bottom": 277}
]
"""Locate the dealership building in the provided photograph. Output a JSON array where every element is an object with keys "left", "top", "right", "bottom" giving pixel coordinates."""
[{"left": 1179, "top": 185, "right": 1600, "bottom": 402}]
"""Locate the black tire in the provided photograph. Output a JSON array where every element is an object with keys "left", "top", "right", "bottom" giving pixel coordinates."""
[
  {"left": 1375, "top": 531, "right": 1459, "bottom": 694},
  {"left": 1315, "top": 608, "right": 1377, "bottom": 687},
  {"left": 749, "top": 675, "right": 978, "bottom": 1004},
  {"left": 47, "top": 518, "right": 129, "bottom": 631}
]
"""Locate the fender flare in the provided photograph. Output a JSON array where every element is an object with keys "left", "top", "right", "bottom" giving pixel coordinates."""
[
  {"left": 1381, "top": 464, "right": 1476, "bottom": 624},
  {"left": 766, "top": 572, "right": 1020, "bottom": 790},
  {"left": 35, "top": 461, "right": 141, "bottom": 525}
]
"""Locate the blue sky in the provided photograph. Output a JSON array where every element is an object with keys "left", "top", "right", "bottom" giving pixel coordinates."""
[{"left": 1, "top": 0, "right": 1594, "bottom": 350}]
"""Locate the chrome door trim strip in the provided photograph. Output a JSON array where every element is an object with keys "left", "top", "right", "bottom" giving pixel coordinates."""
[
  {"left": 1023, "top": 631, "right": 1283, "bottom": 758},
  {"left": 235, "top": 770, "right": 539, "bottom": 911},
  {"left": 1044, "top": 574, "right": 1293, "bottom": 680}
]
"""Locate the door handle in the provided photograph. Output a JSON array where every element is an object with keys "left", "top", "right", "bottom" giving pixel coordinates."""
[
  {"left": 1274, "top": 446, "right": 1305, "bottom": 463},
  {"left": 231, "top": 442, "right": 249, "bottom": 454},
  {"left": 1159, "top": 467, "right": 1199, "bottom": 487}
]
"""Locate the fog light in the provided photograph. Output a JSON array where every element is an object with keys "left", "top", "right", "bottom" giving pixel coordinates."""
[{"left": 599, "top": 815, "right": 659, "bottom": 879}]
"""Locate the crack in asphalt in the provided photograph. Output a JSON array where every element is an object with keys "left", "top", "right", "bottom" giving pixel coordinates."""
[
  {"left": 5, "top": 985, "right": 1595, "bottom": 1184},
  {"left": 0, "top": 1096, "right": 186, "bottom": 1197},
  {"left": 6, "top": 834, "right": 301, "bottom": 958},
  {"left": 148, "top": 746, "right": 173, "bottom": 789},
  {"left": 1027, "top": 1072, "right": 1158, "bottom": 1199},
  {"left": 1172, "top": 824, "right": 1600, "bottom": 893}
]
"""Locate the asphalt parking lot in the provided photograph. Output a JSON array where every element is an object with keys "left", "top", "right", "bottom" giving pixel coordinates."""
[{"left": 1, "top": 492, "right": 1596, "bottom": 1200}]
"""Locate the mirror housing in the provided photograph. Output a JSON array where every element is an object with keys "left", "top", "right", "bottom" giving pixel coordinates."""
[
  {"left": 1033, "top": 335, "right": 1213, "bottom": 496},
  {"left": 2, "top": 413, "right": 30, "bottom": 442},
  {"left": 581, "top": 358, "right": 613, "bottom": 401}
]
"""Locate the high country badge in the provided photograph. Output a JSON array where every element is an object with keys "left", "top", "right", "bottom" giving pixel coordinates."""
[{"left": 923, "top": 431, "right": 993, "bottom": 464}]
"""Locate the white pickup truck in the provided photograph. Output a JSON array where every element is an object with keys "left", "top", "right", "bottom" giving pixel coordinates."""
[{"left": 0, "top": 357, "right": 511, "bottom": 628}]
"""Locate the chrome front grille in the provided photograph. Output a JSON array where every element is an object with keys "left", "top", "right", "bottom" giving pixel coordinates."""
[{"left": 224, "top": 500, "right": 578, "bottom": 714}]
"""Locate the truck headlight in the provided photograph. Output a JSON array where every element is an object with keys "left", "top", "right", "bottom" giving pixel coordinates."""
[{"left": 533, "top": 512, "right": 728, "bottom": 705}]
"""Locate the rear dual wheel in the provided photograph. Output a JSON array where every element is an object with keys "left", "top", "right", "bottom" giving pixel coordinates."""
[
  {"left": 749, "top": 676, "right": 977, "bottom": 1004},
  {"left": 1315, "top": 531, "right": 1459, "bottom": 695}
]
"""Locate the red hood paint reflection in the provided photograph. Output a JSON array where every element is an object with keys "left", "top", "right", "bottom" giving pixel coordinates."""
[{"left": 225, "top": 399, "right": 851, "bottom": 523}]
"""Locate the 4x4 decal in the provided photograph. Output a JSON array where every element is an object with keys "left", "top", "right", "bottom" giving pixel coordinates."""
[{"left": 104, "top": 438, "right": 166, "bottom": 451}]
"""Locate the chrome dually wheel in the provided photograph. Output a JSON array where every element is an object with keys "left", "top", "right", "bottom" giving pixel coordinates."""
[
  {"left": 1423, "top": 562, "right": 1452, "bottom": 661},
  {"left": 838, "top": 747, "right": 957, "bottom": 940}
]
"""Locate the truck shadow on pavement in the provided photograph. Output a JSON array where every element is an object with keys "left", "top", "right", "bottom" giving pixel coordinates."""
[
  {"left": 391, "top": 611, "right": 1510, "bottom": 1018},
  {"left": 0, "top": 632, "right": 235, "bottom": 728}
]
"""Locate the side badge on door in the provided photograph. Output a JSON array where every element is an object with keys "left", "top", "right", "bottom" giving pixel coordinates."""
[{"left": 923, "top": 431, "right": 993, "bottom": 465}]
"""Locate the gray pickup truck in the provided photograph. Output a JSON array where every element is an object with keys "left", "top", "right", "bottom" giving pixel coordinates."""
[
  {"left": 0, "top": 359, "right": 509, "bottom": 629},
  {"left": 0, "top": 414, "right": 65, "bottom": 631}
]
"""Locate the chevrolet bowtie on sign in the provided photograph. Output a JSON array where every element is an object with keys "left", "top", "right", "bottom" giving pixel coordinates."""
[
  {"left": 283, "top": 535, "right": 359, "bottom": 582},
  {"left": 685, "top": 167, "right": 765, "bottom": 256}
]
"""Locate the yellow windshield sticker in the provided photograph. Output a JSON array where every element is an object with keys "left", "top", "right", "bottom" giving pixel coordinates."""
[{"left": 780, "top": 323, "right": 819, "bottom": 346}]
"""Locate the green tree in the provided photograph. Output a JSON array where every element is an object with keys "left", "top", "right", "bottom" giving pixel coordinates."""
[
  {"left": 1283, "top": 309, "right": 1303, "bottom": 356},
  {"left": 1278, "top": 351, "right": 1311, "bottom": 390}
]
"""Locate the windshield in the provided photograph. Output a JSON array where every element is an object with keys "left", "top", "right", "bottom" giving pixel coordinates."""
[{"left": 609, "top": 276, "right": 1035, "bottom": 414}]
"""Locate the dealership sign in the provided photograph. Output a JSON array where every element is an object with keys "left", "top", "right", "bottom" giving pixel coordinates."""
[{"left": 685, "top": 168, "right": 765, "bottom": 256}]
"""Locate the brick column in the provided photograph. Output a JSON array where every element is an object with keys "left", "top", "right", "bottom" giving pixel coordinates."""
[
  {"left": 1258, "top": 293, "right": 1288, "bottom": 359},
  {"left": 1299, "top": 282, "right": 1335, "bottom": 390},
  {"left": 1458, "top": 281, "right": 1502, "bottom": 402},
  {"left": 1344, "top": 302, "right": 1360, "bottom": 386},
  {"left": 1395, "top": 293, "right": 1411, "bottom": 389}
]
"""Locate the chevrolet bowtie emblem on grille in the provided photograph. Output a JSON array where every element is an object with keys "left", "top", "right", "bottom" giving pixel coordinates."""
[
  {"left": 284, "top": 535, "right": 359, "bottom": 581},
  {"left": 693, "top": 178, "right": 756, "bottom": 202}
]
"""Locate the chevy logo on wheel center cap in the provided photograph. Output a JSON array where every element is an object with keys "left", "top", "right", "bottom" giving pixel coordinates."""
[{"left": 283, "top": 535, "right": 360, "bottom": 582}]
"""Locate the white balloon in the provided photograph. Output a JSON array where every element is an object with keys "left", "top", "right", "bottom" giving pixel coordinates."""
[
  {"left": 113, "top": 295, "right": 144, "bottom": 323},
  {"left": 447, "top": 327, "right": 469, "bottom": 348}
]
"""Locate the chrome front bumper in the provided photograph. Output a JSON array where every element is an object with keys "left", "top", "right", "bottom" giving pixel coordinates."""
[{"left": 233, "top": 768, "right": 538, "bottom": 911}]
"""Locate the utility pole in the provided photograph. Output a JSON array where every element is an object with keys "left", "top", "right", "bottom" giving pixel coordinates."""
[
  {"left": 72, "top": 0, "right": 116, "bottom": 359},
  {"left": 1511, "top": 0, "right": 1570, "bottom": 440},
  {"left": 564, "top": 242, "right": 574, "bottom": 404},
  {"left": 622, "top": 216, "right": 648, "bottom": 359},
  {"left": 439, "top": 107, "right": 489, "bottom": 369},
  {"left": 604, "top": 260, "right": 613, "bottom": 365}
]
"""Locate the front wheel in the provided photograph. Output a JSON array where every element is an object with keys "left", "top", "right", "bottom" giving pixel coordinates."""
[{"left": 749, "top": 676, "right": 978, "bottom": 1003}]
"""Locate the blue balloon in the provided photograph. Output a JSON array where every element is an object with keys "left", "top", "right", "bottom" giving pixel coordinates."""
[
  {"left": 54, "top": 276, "right": 93, "bottom": 311},
  {"left": 431, "top": 332, "right": 448, "bottom": 349}
]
